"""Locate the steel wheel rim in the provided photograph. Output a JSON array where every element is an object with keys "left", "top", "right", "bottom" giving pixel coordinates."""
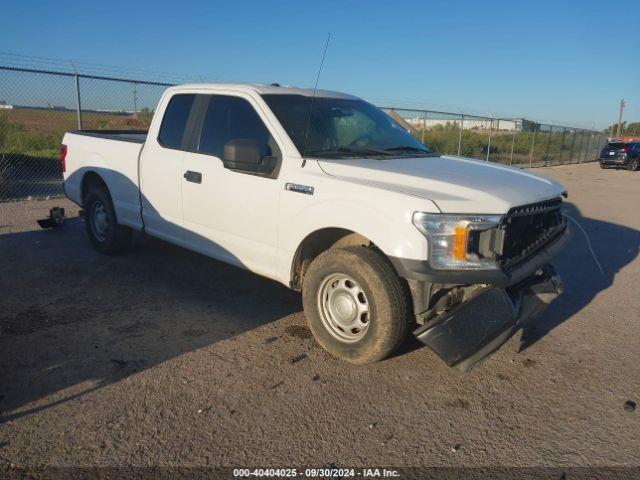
[
  {"left": 90, "top": 201, "right": 109, "bottom": 242},
  {"left": 318, "top": 273, "right": 370, "bottom": 342}
]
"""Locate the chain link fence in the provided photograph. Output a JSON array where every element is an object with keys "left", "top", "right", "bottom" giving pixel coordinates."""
[
  {"left": 0, "top": 64, "right": 608, "bottom": 203},
  {"left": 0, "top": 65, "right": 171, "bottom": 202},
  {"left": 383, "top": 108, "right": 607, "bottom": 168}
]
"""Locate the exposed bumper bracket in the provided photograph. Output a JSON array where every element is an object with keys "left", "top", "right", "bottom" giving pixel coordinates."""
[{"left": 413, "top": 266, "right": 562, "bottom": 372}]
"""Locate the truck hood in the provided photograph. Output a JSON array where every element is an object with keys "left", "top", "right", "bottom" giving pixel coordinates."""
[{"left": 316, "top": 155, "right": 567, "bottom": 213}]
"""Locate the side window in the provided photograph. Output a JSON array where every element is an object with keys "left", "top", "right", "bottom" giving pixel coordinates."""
[
  {"left": 158, "top": 94, "right": 196, "bottom": 149},
  {"left": 198, "top": 96, "right": 273, "bottom": 158}
]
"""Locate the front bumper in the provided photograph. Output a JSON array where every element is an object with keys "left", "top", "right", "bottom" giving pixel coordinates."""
[{"left": 414, "top": 266, "right": 563, "bottom": 371}]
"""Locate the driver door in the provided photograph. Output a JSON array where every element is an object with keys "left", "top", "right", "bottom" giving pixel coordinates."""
[{"left": 180, "top": 94, "right": 283, "bottom": 280}]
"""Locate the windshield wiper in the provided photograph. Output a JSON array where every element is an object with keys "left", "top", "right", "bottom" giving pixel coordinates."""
[
  {"left": 384, "top": 146, "right": 436, "bottom": 155},
  {"left": 308, "top": 146, "right": 391, "bottom": 157},
  {"left": 308, "top": 146, "right": 439, "bottom": 159}
]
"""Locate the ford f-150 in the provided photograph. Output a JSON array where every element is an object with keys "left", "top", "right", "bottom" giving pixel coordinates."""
[{"left": 62, "top": 84, "right": 569, "bottom": 370}]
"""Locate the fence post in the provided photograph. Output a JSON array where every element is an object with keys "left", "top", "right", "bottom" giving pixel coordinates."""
[
  {"left": 457, "top": 113, "right": 464, "bottom": 156},
  {"left": 584, "top": 132, "right": 592, "bottom": 163},
  {"left": 569, "top": 128, "right": 577, "bottom": 163},
  {"left": 576, "top": 130, "right": 584, "bottom": 163},
  {"left": 543, "top": 127, "right": 552, "bottom": 167},
  {"left": 421, "top": 110, "right": 426, "bottom": 144},
  {"left": 74, "top": 73, "right": 83, "bottom": 130},
  {"left": 529, "top": 126, "right": 537, "bottom": 168},
  {"left": 486, "top": 117, "right": 493, "bottom": 161},
  {"left": 509, "top": 121, "right": 517, "bottom": 165}
]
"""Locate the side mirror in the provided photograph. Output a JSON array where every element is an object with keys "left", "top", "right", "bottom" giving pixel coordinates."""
[{"left": 223, "top": 139, "right": 277, "bottom": 175}]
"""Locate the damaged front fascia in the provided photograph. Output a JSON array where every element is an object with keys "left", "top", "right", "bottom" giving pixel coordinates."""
[
  {"left": 408, "top": 279, "right": 487, "bottom": 325},
  {"left": 413, "top": 266, "right": 563, "bottom": 371}
]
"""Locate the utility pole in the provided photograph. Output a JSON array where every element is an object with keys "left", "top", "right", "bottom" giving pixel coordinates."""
[
  {"left": 69, "top": 61, "right": 83, "bottom": 130},
  {"left": 132, "top": 82, "right": 138, "bottom": 114},
  {"left": 616, "top": 99, "right": 626, "bottom": 138}
]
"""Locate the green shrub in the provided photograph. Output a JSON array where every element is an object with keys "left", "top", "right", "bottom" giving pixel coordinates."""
[{"left": 0, "top": 112, "right": 60, "bottom": 158}]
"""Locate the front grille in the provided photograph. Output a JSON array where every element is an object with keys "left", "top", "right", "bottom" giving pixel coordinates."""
[{"left": 500, "top": 198, "right": 565, "bottom": 270}]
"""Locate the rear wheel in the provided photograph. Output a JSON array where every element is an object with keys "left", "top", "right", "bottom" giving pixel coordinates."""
[
  {"left": 627, "top": 158, "right": 639, "bottom": 171},
  {"left": 84, "top": 187, "right": 131, "bottom": 254},
  {"left": 599, "top": 162, "right": 606, "bottom": 169},
  {"left": 302, "top": 246, "right": 410, "bottom": 364}
]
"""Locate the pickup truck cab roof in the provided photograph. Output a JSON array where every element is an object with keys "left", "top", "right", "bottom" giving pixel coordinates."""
[{"left": 168, "top": 82, "right": 359, "bottom": 99}]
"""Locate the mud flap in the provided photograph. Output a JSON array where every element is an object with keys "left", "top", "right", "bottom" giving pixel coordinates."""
[{"left": 413, "top": 268, "right": 563, "bottom": 372}]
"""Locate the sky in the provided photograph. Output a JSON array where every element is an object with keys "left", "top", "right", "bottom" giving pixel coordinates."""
[{"left": 2, "top": 0, "right": 639, "bottom": 129}]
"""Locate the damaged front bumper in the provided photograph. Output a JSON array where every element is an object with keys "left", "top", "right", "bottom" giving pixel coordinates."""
[{"left": 413, "top": 266, "right": 563, "bottom": 371}]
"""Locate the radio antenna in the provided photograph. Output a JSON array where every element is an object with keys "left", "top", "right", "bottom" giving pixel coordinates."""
[{"left": 302, "top": 32, "right": 331, "bottom": 166}]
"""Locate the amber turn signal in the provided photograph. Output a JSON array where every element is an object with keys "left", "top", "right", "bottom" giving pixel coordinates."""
[{"left": 453, "top": 225, "right": 468, "bottom": 260}]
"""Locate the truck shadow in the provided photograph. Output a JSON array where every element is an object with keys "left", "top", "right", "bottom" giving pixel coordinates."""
[
  {"left": 0, "top": 214, "right": 301, "bottom": 423},
  {"left": 2, "top": 166, "right": 306, "bottom": 423},
  {"left": 0, "top": 198, "right": 637, "bottom": 423},
  {"left": 518, "top": 202, "right": 640, "bottom": 351}
]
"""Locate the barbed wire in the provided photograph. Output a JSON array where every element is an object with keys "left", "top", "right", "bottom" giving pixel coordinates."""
[
  {"left": 1, "top": 51, "right": 601, "bottom": 130},
  {"left": 0, "top": 51, "right": 210, "bottom": 84}
]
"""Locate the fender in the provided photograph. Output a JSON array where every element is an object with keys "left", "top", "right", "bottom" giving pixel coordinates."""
[{"left": 276, "top": 196, "right": 435, "bottom": 285}]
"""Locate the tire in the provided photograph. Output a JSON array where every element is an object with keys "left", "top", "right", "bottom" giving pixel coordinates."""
[
  {"left": 627, "top": 158, "right": 639, "bottom": 171},
  {"left": 83, "top": 187, "right": 131, "bottom": 254},
  {"left": 302, "top": 246, "right": 410, "bottom": 364},
  {"left": 599, "top": 162, "right": 606, "bottom": 169}
]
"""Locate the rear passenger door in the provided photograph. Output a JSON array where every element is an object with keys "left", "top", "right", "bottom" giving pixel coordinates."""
[
  {"left": 180, "top": 94, "right": 283, "bottom": 279},
  {"left": 139, "top": 93, "right": 196, "bottom": 244}
]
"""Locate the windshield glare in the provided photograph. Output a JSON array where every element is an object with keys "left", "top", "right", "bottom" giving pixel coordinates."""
[{"left": 262, "top": 94, "right": 433, "bottom": 158}]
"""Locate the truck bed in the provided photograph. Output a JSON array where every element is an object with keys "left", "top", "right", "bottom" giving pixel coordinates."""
[
  {"left": 71, "top": 129, "right": 148, "bottom": 144},
  {"left": 62, "top": 129, "right": 147, "bottom": 231}
]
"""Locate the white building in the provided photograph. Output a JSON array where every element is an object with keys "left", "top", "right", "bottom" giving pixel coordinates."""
[{"left": 404, "top": 116, "right": 523, "bottom": 131}]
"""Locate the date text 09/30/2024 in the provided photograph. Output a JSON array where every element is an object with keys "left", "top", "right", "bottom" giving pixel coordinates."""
[{"left": 232, "top": 468, "right": 400, "bottom": 478}]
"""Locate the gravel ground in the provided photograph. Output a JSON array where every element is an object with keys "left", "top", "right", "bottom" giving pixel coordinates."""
[{"left": 0, "top": 162, "right": 638, "bottom": 473}]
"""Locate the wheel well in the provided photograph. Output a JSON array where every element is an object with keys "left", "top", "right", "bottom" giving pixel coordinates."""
[
  {"left": 290, "top": 228, "right": 373, "bottom": 291},
  {"left": 80, "top": 171, "right": 107, "bottom": 205}
]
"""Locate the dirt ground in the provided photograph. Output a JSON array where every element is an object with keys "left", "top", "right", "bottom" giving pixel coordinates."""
[{"left": 0, "top": 162, "right": 638, "bottom": 473}]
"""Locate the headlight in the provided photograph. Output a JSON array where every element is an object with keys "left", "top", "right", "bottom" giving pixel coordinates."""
[{"left": 412, "top": 212, "right": 504, "bottom": 270}]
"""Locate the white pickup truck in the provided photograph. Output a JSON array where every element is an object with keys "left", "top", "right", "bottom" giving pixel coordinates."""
[{"left": 62, "top": 83, "right": 569, "bottom": 370}]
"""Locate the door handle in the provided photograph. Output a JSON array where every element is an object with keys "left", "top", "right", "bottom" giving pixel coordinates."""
[{"left": 184, "top": 170, "right": 202, "bottom": 184}]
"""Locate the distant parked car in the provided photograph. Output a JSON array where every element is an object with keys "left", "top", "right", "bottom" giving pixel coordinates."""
[{"left": 599, "top": 142, "right": 640, "bottom": 170}]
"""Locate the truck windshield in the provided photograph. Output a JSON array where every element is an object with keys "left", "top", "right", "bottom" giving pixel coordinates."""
[{"left": 262, "top": 94, "right": 435, "bottom": 159}]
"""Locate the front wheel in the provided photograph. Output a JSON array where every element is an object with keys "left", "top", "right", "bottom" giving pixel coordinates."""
[
  {"left": 302, "top": 246, "right": 410, "bottom": 364},
  {"left": 84, "top": 187, "right": 131, "bottom": 254},
  {"left": 627, "top": 158, "right": 639, "bottom": 171}
]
